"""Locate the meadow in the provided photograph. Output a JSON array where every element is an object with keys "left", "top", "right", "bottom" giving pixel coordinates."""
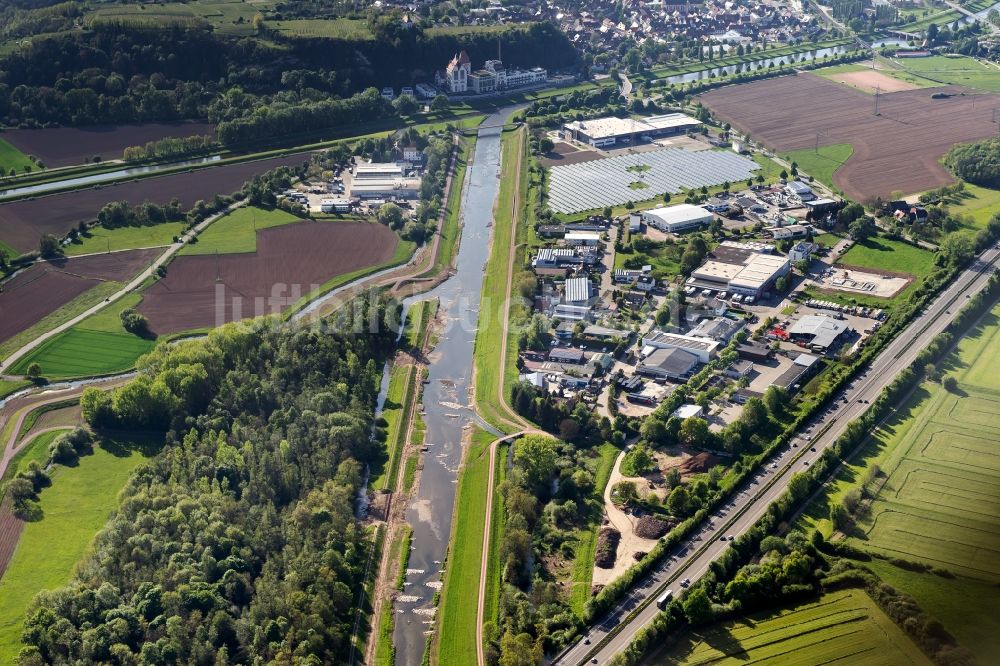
[
  {"left": 879, "top": 54, "right": 1000, "bottom": 92},
  {"left": 785, "top": 143, "right": 854, "bottom": 193},
  {"left": 9, "top": 329, "right": 155, "bottom": 379},
  {"left": 65, "top": 222, "right": 185, "bottom": 256},
  {"left": 654, "top": 589, "right": 930, "bottom": 665},
  {"left": 181, "top": 205, "right": 302, "bottom": 255},
  {"left": 0, "top": 436, "right": 158, "bottom": 662},
  {"left": 836, "top": 235, "right": 936, "bottom": 278},
  {"left": 268, "top": 18, "right": 373, "bottom": 40},
  {"left": 86, "top": 0, "right": 274, "bottom": 35},
  {"left": 941, "top": 182, "right": 1000, "bottom": 229},
  {"left": 799, "top": 304, "right": 1000, "bottom": 662},
  {"left": 0, "top": 138, "right": 35, "bottom": 175}
]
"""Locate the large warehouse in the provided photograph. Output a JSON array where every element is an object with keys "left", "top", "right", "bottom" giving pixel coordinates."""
[
  {"left": 688, "top": 241, "right": 790, "bottom": 299},
  {"left": 562, "top": 113, "right": 702, "bottom": 148},
  {"left": 642, "top": 204, "right": 714, "bottom": 233}
]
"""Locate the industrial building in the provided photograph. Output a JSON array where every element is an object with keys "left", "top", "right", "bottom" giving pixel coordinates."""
[
  {"left": 638, "top": 347, "right": 701, "bottom": 381},
  {"left": 788, "top": 315, "right": 850, "bottom": 353},
  {"left": 562, "top": 113, "right": 702, "bottom": 148},
  {"left": 688, "top": 241, "right": 790, "bottom": 299},
  {"left": 785, "top": 180, "right": 816, "bottom": 202},
  {"left": 320, "top": 198, "right": 352, "bottom": 213},
  {"left": 354, "top": 163, "right": 405, "bottom": 180},
  {"left": 642, "top": 204, "right": 714, "bottom": 233},
  {"left": 350, "top": 178, "right": 421, "bottom": 200},
  {"left": 641, "top": 331, "right": 719, "bottom": 363}
]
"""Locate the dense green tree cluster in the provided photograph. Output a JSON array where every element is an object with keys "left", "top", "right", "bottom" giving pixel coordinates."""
[
  {"left": 96, "top": 200, "right": 186, "bottom": 229},
  {"left": 944, "top": 137, "right": 1000, "bottom": 188},
  {"left": 122, "top": 134, "right": 216, "bottom": 162},
  {"left": 21, "top": 308, "right": 398, "bottom": 664}
]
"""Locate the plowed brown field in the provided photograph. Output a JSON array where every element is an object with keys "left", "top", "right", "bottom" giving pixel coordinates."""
[
  {"left": 699, "top": 73, "right": 1000, "bottom": 200},
  {"left": 0, "top": 153, "right": 311, "bottom": 253},
  {"left": 3, "top": 121, "right": 216, "bottom": 168},
  {"left": 0, "top": 248, "right": 161, "bottom": 343},
  {"left": 138, "top": 221, "right": 399, "bottom": 333}
]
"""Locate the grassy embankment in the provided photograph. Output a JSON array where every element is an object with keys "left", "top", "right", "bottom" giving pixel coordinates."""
[
  {"left": 435, "top": 427, "right": 496, "bottom": 664},
  {"left": 651, "top": 589, "right": 931, "bottom": 665},
  {"left": 472, "top": 127, "right": 525, "bottom": 433},
  {"left": 180, "top": 205, "right": 302, "bottom": 255},
  {"left": 785, "top": 143, "right": 854, "bottom": 193},
  {"left": 797, "top": 303, "right": 1000, "bottom": 663},
  {"left": 431, "top": 136, "right": 475, "bottom": 277},
  {"left": 0, "top": 380, "right": 30, "bottom": 400},
  {"left": 64, "top": 222, "right": 187, "bottom": 256},
  {"left": 373, "top": 524, "right": 413, "bottom": 666},
  {"left": 0, "top": 430, "right": 70, "bottom": 490},
  {"left": 0, "top": 435, "right": 160, "bottom": 662}
]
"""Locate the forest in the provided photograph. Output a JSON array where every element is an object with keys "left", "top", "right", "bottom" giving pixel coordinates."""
[
  {"left": 0, "top": 19, "right": 577, "bottom": 129},
  {"left": 17, "top": 302, "right": 400, "bottom": 664},
  {"left": 944, "top": 137, "right": 1000, "bottom": 189}
]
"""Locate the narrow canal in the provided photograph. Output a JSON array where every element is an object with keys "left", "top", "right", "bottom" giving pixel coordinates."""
[{"left": 391, "top": 108, "right": 510, "bottom": 665}]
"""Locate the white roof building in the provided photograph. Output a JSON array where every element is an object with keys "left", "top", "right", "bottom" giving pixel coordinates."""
[
  {"left": 642, "top": 204, "right": 714, "bottom": 233},
  {"left": 641, "top": 331, "right": 720, "bottom": 363}
]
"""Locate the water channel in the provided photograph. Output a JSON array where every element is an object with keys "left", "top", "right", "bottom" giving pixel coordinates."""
[
  {"left": 390, "top": 107, "right": 510, "bottom": 665},
  {"left": 0, "top": 155, "right": 222, "bottom": 200},
  {"left": 661, "top": 44, "right": 855, "bottom": 85}
]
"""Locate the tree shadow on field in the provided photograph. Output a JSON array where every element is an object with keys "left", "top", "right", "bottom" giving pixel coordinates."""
[{"left": 99, "top": 431, "right": 165, "bottom": 459}]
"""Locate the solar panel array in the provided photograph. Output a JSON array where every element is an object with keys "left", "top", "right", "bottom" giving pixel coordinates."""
[{"left": 547, "top": 148, "right": 759, "bottom": 214}]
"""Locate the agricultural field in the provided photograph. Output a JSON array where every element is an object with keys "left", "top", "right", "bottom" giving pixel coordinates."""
[
  {"left": 0, "top": 152, "right": 310, "bottom": 253},
  {"left": 836, "top": 235, "right": 936, "bottom": 279},
  {"left": 653, "top": 589, "right": 931, "bottom": 665},
  {"left": 181, "top": 205, "right": 301, "bottom": 255},
  {"left": 0, "top": 436, "right": 159, "bottom": 663},
  {"left": 87, "top": 0, "right": 274, "bottom": 36},
  {"left": 785, "top": 143, "right": 854, "bottom": 193},
  {"left": 65, "top": 222, "right": 186, "bottom": 256},
  {"left": 799, "top": 304, "right": 1000, "bottom": 661},
  {"left": 267, "top": 18, "right": 373, "bottom": 40},
  {"left": 138, "top": 221, "right": 401, "bottom": 333},
  {"left": 0, "top": 248, "right": 160, "bottom": 346},
  {"left": 0, "top": 138, "right": 35, "bottom": 175},
  {"left": 9, "top": 329, "right": 155, "bottom": 380},
  {"left": 875, "top": 55, "right": 1000, "bottom": 93},
  {"left": 1, "top": 122, "right": 215, "bottom": 169},
  {"left": 699, "top": 73, "right": 1000, "bottom": 201}
]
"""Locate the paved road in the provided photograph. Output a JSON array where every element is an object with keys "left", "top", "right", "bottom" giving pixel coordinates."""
[
  {"left": 556, "top": 243, "right": 1000, "bottom": 665},
  {"left": 0, "top": 202, "right": 245, "bottom": 376}
]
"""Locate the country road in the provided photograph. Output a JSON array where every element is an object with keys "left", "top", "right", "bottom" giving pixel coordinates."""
[{"left": 556, "top": 242, "right": 1000, "bottom": 665}]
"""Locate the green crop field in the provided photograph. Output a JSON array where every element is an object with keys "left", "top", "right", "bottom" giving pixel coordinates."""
[
  {"left": 65, "top": 222, "right": 185, "bottom": 257},
  {"left": 0, "top": 138, "right": 35, "bottom": 175},
  {"left": 182, "top": 206, "right": 302, "bottom": 255},
  {"left": 879, "top": 55, "right": 1000, "bottom": 92},
  {"left": 655, "top": 589, "right": 930, "bottom": 665},
  {"left": 837, "top": 235, "right": 936, "bottom": 279},
  {"left": 0, "top": 436, "right": 158, "bottom": 663},
  {"left": 435, "top": 427, "right": 495, "bottom": 664},
  {"left": 786, "top": 143, "right": 854, "bottom": 192},
  {"left": 10, "top": 328, "right": 155, "bottom": 379},
  {"left": 87, "top": 0, "right": 276, "bottom": 35},
  {"left": 798, "top": 304, "right": 1000, "bottom": 661}
]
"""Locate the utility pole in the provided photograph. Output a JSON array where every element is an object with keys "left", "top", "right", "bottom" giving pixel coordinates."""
[
  {"left": 215, "top": 249, "right": 221, "bottom": 283},
  {"left": 874, "top": 85, "right": 880, "bottom": 115}
]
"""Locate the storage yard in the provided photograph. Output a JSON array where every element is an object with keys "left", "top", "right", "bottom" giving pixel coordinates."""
[
  {"left": 699, "top": 73, "right": 1000, "bottom": 200},
  {"left": 0, "top": 153, "right": 311, "bottom": 253},
  {"left": 547, "top": 147, "right": 758, "bottom": 214},
  {"left": 137, "top": 221, "right": 399, "bottom": 333}
]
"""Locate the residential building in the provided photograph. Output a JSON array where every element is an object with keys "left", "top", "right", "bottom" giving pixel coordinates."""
[
  {"left": 767, "top": 223, "right": 812, "bottom": 240},
  {"left": 439, "top": 51, "right": 471, "bottom": 93},
  {"left": 381, "top": 87, "right": 395, "bottom": 101},
  {"left": 436, "top": 52, "right": 546, "bottom": 95},
  {"left": 789, "top": 241, "right": 817, "bottom": 263}
]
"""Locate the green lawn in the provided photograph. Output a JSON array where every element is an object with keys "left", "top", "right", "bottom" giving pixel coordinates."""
[
  {"left": 9, "top": 328, "right": 156, "bottom": 379},
  {"left": 181, "top": 206, "right": 303, "bottom": 255},
  {"left": 0, "top": 138, "right": 35, "bottom": 175},
  {"left": 879, "top": 55, "right": 1000, "bottom": 92},
  {"left": 797, "top": 305, "right": 1000, "bottom": 661},
  {"left": 0, "top": 436, "right": 158, "bottom": 662},
  {"left": 653, "top": 589, "right": 930, "bottom": 665},
  {"left": 786, "top": 143, "right": 854, "bottom": 192},
  {"left": 0, "top": 380, "right": 30, "bottom": 400},
  {"left": 946, "top": 182, "right": 1000, "bottom": 229},
  {"left": 435, "top": 427, "right": 495, "bottom": 664},
  {"left": 836, "top": 235, "right": 936, "bottom": 279},
  {"left": 0, "top": 430, "right": 68, "bottom": 489},
  {"left": 65, "top": 223, "right": 185, "bottom": 257}
]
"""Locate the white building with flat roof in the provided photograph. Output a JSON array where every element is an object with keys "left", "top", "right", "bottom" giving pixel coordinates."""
[
  {"left": 563, "top": 113, "right": 702, "bottom": 148},
  {"left": 643, "top": 204, "right": 714, "bottom": 233},
  {"left": 354, "top": 162, "right": 404, "bottom": 180},
  {"left": 641, "top": 331, "right": 720, "bottom": 363},
  {"left": 564, "top": 231, "right": 601, "bottom": 246}
]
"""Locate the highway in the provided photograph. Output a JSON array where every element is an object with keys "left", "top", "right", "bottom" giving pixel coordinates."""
[{"left": 556, "top": 244, "right": 1000, "bottom": 665}]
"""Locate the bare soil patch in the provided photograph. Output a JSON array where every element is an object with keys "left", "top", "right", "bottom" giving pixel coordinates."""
[
  {"left": 539, "top": 142, "right": 602, "bottom": 167},
  {"left": 828, "top": 70, "right": 920, "bottom": 93},
  {"left": 0, "top": 249, "right": 161, "bottom": 343},
  {"left": 1, "top": 121, "right": 216, "bottom": 168},
  {"left": 138, "top": 221, "right": 398, "bottom": 333},
  {"left": 699, "top": 73, "right": 1000, "bottom": 200},
  {"left": 0, "top": 153, "right": 311, "bottom": 253}
]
